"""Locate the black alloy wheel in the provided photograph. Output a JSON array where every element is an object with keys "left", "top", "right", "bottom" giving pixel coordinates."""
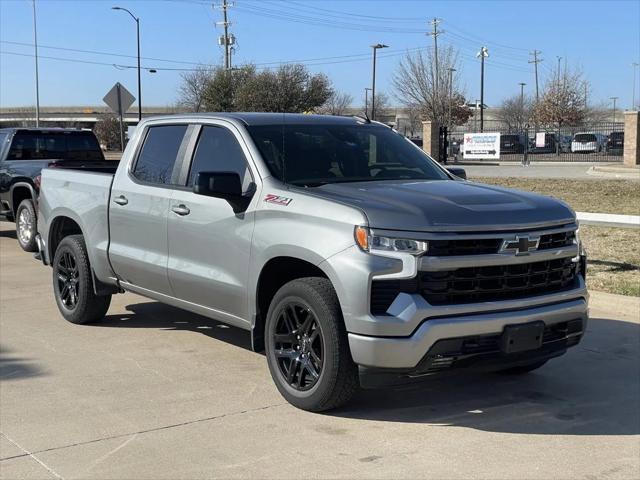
[
  {"left": 56, "top": 250, "right": 80, "bottom": 310},
  {"left": 273, "top": 302, "right": 324, "bottom": 391}
]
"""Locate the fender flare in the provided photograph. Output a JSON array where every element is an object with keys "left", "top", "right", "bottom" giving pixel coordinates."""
[{"left": 9, "top": 181, "right": 37, "bottom": 214}]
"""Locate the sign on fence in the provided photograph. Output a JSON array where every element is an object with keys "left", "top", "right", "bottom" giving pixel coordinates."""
[
  {"left": 535, "top": 132, "right": 546, "bottom": 148},
  {"left": 463, "top": 132, "right": 501, "bottom": 159}
]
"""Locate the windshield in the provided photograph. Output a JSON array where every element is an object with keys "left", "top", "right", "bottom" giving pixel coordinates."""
[
  {"left": 247, "top": 124, "right": 449, "bottom": 186},
  {"left": 7, "top": 132, "right": 104, "bottom": 161},
  {"left": 574, "top": 134, "right": 596, "bottom": 142}
]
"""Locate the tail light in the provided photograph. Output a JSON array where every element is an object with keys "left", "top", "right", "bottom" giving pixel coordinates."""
[{"left": 34, "top": 175, "right": 42, "bottom": 191}]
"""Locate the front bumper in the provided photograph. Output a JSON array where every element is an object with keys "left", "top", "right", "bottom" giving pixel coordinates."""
[{"left": 348, "top": 297, "right": 587, "bottom": 370}]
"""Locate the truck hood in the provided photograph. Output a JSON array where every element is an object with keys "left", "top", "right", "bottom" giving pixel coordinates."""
[{"left": 308, "top": 180, "right": 575, "bottom": 232}]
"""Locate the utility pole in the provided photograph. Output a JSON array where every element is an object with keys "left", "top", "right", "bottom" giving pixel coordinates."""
[
  {"left": 427, "top": 18, "right": 443, "bottom": 119},
  {"left": 529, "top": 50, "right": 543, "bottom": 104},
  {"left": 556, "top": 56, "right": 562, "bottom": 86},
  {"left": 633, "top": 63, "right": 639, "bottom": 110},
  {"left": 584, "top": 82, "right": 588, "bottom": 109},
  {"left": 216, "top": 0, "right": 235, "bottom": 69},
  {"left": 610, "top": 96, "right": 619, "bottom": 124},
  {"left": 477, "top": 46, "right": 489, "bottom": 132},
  {"left": 32, "top": 0, "right": 40, "bottom": 127},
  {"left": 370, "top": 44, "right": 388, "bottom": 121}
]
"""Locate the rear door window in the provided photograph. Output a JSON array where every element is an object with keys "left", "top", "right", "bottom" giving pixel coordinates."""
[{"left": 133, "top": 125, "right": 188, "bottom": 185}]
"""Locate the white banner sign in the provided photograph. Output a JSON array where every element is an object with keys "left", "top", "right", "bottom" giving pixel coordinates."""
[
  {"left": 463, "top": 132, "right": 501, "bottom": 159},
  {"left": 535, "top": 132, "right": 546, "bottom": 148}
]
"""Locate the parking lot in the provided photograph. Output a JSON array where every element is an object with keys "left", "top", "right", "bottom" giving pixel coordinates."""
[{"left": 1, "top": 221, "right": 639, "bottom": 479}]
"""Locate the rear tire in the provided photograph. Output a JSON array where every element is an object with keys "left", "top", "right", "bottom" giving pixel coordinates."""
[
  {"left": 265, "top": 277, "right": 358, "bottom": 412},
  {"left": 52, "top": 234, "right": 111, "bottom": 324},
  {"left": 498, "top": 360, "right": 547, "bottom": 374},
  {"left": 16, "top": 199, "right": 37, "bottom": 252}
]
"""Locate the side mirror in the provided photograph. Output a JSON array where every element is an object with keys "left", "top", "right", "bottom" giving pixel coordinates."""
[
  {"left": 446, "top": 167, "right": 467, "bottom": 180},
  {"left": 193, "top": 171, "right": 255, "bottom": 213},
  {"left": 194, "top": 171, "right": 243, "bottom": 199}
]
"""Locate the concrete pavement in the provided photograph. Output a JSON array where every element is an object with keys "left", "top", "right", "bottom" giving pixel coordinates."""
[{"left": 1, "top": 221, "right": 639, "bottom": 479}]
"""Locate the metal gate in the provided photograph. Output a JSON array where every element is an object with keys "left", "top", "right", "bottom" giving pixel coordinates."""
[{"left": 446, "top": 121, "right": 624, "bottom": 163}]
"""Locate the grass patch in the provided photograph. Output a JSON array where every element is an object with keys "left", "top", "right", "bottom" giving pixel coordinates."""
[
  {"left": 580, "top": 226, "right": 640, "bottom": 297},
  {"left": 470, "top": 177, "right": 640, "bottom": 215}
]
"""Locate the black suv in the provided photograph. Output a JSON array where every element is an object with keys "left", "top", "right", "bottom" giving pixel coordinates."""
[
  {"left": 606, "top": 132, "right": 624, "bottom": 155},
  {"left": 0, "top": 128, "right": 113, "bottom": 251}
]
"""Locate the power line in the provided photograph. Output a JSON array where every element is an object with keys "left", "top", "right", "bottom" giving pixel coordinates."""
[{"left": 0, "top": 40, "right": 210, "bottom": 66}]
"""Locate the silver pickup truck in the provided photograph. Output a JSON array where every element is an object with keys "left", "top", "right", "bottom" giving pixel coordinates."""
[{"left": 36, "top": 113, "right": 588, "bottom": 411}]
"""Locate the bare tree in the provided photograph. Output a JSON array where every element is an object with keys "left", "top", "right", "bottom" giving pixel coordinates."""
[
  {"left": 177, "top": 67, "right": 213, "bottom": 112},
  {"left": 494, "top": 94, "right": 534, "bottom": 131},
  {"left": 533, "top": 65, "right": 589, "bottom": 127},
  {"left": 392, "top": 45, "right": 471, "bottom": 126},
  {"left": 317, "top": 90, "right": 353, "bottom": 115},
  {"left": 93, "top": 115, "right": 122, "bottom": 150},
  {"left": 362, "top": 91, "right": 390, "bottom": 118}
]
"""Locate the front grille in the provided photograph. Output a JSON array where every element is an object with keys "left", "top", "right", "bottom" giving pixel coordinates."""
[
  {"left": 422, "top": 257, "right": 578, "bottom": 305},
  {"left": 425, "top": 230, "right": 575, "bottom": 256},
  {"left": 370, "top": 257, "right": 578, "bottom": 313},
  {"left": 538, "top": 231, "right": 576, "bottom": 250},
  {"left": 427, "top": 238, "right": 502, "bottom": 256}
]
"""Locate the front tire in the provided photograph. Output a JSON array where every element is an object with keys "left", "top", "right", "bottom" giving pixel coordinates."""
[
  {"left": 16, "top": 199, "right": 37, "bottom": 252},
  {"left": 52, "top": 235, "right": 111, "bottom": 324},
  {"left": 265, "top": 277, "right": 358, "bottom": 412}
]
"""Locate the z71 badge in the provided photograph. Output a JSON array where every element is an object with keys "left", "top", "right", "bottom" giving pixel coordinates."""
[{"left": 264, "top": 194, "right": 293, "bottom": 206}]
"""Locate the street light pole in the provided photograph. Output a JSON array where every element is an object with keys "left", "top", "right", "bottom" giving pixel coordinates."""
[
  {"left": 370, "top": 43, "right": 388, "bottom": 121},
  {"left": 447, "top": 67, "right": 456, "bottom": 129},
  {"left": 32, "top": 0, "right": 40, "bottom": 127},
  {"left": 519, "top": 82, "right": 526, "bottom": 130},
  {"left": 477, "top": 46, "right": 489, "bottom": 132},
  {"left": 364, "top": 87, "right": 372, "bottom": 118},
  {"left": 112, "top": 6, "right": 142, "bottom": 122},
  {"left": 610, "top": 96, "right": 619, "bottom": 124},
  {"left": 633, "top": 63, "right": 639, "bottom": 110}
]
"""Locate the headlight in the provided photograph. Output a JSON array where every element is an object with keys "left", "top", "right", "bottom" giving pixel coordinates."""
[{"left": 354, "top": 226, "right": 428, "bottom": 255}]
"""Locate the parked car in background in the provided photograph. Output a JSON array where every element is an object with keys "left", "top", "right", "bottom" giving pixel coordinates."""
[
  {"left": 36, "top": 113, "right": 587, "bottom": 412},
  {"left": 559, "top": 135, "right": 572, "bottom": 153},
  {"left": 500, "top": 134, "right": 526, "bottom": 154},
  {"left": 0, "top": 128, "right": 114, "bottom": 252},
  {"left": 571, "top": 133, "right": 606, "bottom": 153},
  {"left": 606, "top": 132, "right": 624, "bottom": 155},
  {"left": 531, "top": 133, "right": 557, "bottom": 154}
]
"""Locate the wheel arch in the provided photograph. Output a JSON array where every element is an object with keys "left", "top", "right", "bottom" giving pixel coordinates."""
[
  {"left": 252, "top": 255, "right": 339, "bottom": 353},
  {"left": 10, "top": 182, "right": 37, "bottom": 217}
]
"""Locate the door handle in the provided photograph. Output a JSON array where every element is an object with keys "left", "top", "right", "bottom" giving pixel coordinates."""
[
  {"left": 113, "top": 195, "right": 128, "bottom": 206},
  {"left": 171, "top": 204, "right": 190, "bottom": 216}
]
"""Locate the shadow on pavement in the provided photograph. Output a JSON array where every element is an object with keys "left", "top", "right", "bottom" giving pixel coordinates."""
[
  {"left": 0, "top": 345, "right": 45, "bottom": 381},
  {"left": 101, "top": 301, "right": 254, "bottom": 352},
  {"left": 98, "top": 303, "right": 639, "bottom": 436},
  {"left": 0, "top": 228, "right": 16, "bottom": 239},
  {"left": 332, "top": 316, "right": 639, "bottom": 436}
]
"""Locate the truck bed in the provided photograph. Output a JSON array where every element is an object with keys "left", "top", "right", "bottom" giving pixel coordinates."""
[{"left": 38, "top": 168, "right": 116, "bottom": 281}]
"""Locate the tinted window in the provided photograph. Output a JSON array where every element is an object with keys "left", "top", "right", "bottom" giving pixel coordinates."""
[
  {"left": 188, "top": 126, "right": 249, "bottom": 188},
  {"left": 6, "top": 132, "right": 103, "bottom": 161},
  {"left": 247, "top": 124, "right": 448, "bottom": 186},
  {"left": 574, "top": 134, "right": 597, "bottom": 142},
  {"left": 133, "top": 125, "right": 187, "bottom": 185}
]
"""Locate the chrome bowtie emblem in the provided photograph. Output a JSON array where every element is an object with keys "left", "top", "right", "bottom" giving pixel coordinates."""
[{"left": 500, "top": 235, "right": 540, "bottom": 256}]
